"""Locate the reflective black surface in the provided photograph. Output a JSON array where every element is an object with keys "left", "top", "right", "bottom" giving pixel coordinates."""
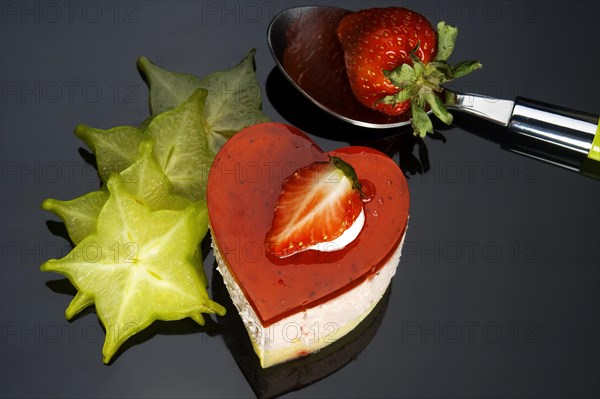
[{"left": 1, "top": 1, "right": 599, "bottom": 398}]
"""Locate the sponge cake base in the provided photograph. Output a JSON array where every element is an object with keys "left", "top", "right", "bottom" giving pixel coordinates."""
[{"left": 212, "top": 227, "right": 406, "bottom": 368}]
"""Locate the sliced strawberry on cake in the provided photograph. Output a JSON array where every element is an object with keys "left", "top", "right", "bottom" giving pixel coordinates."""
[{"left": 265, "top": 156, "right": 365, "bottom": 258}]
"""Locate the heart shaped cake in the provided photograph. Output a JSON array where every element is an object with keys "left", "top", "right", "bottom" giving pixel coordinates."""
[{"left": 207, "top": 122, "right": 409, "bottom": 367}]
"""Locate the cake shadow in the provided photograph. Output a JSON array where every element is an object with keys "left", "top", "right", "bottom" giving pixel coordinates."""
[{"left": 211, "top": 263, "right": 392, "bottom": 399}]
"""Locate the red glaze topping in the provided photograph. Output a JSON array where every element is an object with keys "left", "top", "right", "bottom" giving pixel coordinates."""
[{"left": 207, "top": 123, "right": 409, "bottom": 325}]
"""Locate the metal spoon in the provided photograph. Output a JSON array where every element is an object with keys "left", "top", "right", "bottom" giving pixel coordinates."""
[{"left": 267, "top": 6, "right": 599, "bottom": 176}]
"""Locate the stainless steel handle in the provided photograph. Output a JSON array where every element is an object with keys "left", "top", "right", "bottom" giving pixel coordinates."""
[
  {"left": 448, "top": 92, "right": 600, "bottom": 178},
  {"left": 446, "top": 92, "right": 514, "bottom": 126},
  {"left": 508, "top": 97, "right": 598, "bottom": 156},
  {"left": 506, "top": 98, "right": 600, "bottom": 178}
]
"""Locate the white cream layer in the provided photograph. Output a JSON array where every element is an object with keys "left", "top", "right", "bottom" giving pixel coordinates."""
[
  {"left": 213, "top": 223, "right": 407, "bottom": 368},
  {"left": 306, "top": 208, "right": 365, "bottom": 253}
]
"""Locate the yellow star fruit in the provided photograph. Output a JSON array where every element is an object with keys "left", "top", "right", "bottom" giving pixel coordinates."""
[
  {"left": 42, "top": 175, "right": 225, "bottom": 363},
  {"left": 41, "top": 50, "right": 269, "bottom": 363}
]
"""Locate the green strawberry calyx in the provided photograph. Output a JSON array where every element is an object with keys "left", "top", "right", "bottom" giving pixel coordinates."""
[
  {"left": 329, "top": 155, "right": 363, "bottom": 193},
  {"left": 379, "top": 21, "right": 482, "bottom": 137}
]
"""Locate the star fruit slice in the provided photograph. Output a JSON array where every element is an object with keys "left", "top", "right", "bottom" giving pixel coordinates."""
[
  {"left": 41, "top": 140, "right": 192, "bottom": 245},
  {"left": 41, "top": 175, "right": 225, "bottom": 363},
  {"left": 42, "top": 190, "right": 109, "bottom": 245},
  {"left": 75, "top": 50, "right": 269, "bottom": 200},
  {"left": 75, "top": 124, "right": 146, "bottom": 184},
  {"left": 43, "top": 141, "right": 208, "bottom": 319},
  {"left": 76, "top": 89, "right": 215, "bottom": 202},
  {"left": 143, "top": 89, "right": 214, "bottom": 202},
  {"left": 137, "top": 49, "right": 270, "bottom": 153}
]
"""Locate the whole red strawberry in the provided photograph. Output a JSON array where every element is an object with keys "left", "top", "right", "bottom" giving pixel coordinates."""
[
  {"left": 337, "top": 7, "right": 481, "bottom": 136},
  {"left": 337, "top": 8, "right": 437, "bottom": 115}
]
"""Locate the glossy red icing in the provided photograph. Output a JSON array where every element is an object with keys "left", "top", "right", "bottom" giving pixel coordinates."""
[{"left": 207, "top": 122, "right": 409, "bottom": 326}]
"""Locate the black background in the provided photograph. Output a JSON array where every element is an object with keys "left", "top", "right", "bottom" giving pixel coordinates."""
[{"left": 1, "top": 1, "right": 599, "bottom": 398}]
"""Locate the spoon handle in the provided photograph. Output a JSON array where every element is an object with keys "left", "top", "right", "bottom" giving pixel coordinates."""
[
  {"left": 508, "top": 97, "right": 599, "bottom": 178},
  {"left": 508, "top": 97, "right": 598, "bottom": 156},
  {"left": 448, "top": 92, "right": 600, "bottom": 178}
]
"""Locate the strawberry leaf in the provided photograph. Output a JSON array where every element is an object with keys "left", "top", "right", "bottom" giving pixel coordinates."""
[
  {"left": 413, "top": 59, "right": 425, "bottom": 78},
  {"left": 385, "top": 64, "right": 416, "bottom": 88},
  {"left": 425, "top": 92, "right": 453, "bottom": 125},
  {"left": 426, "top": 61, "right": 454, "bottom": 83},
  {"left": 379, "top": 88, "right": 412, "bottom": 106},
  {"left": 330, "top": 156, "right": 363, "bottom": 192},
  {"left": 452, "top": 60, "right": 483, "bottom": 79},
  {"left": 411, "top": 104, "right": 434, "bottom": 138},
  {"left": 434, "top": 21, "right": 458, "bottom": 62},
  {"left": 383, "top": 21, "right": 482, "bottom": 137}
]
